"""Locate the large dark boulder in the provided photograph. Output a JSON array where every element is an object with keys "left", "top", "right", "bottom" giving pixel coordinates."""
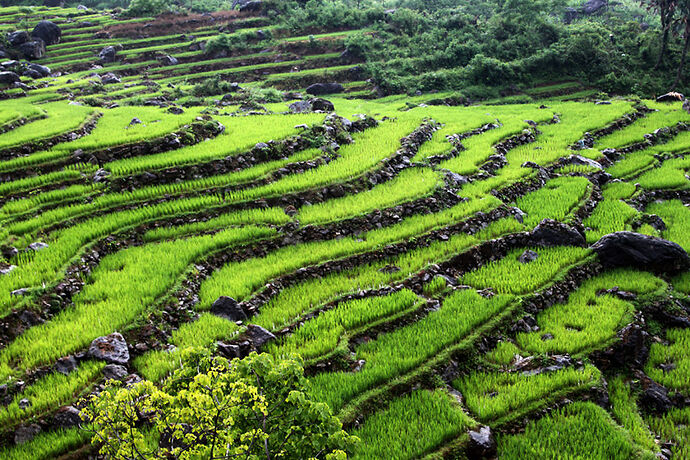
[
  {"left": 53, "top": 406, "right": 82, "bottom": 428},
  {"left": 591, "top": 232, "right": 690, "bottom": 274},
  {"left": 19, "top": 40, "right": 46, "bottom": 60},
  {"left": 32, "top": 20, "right": 61, "bottom": 46},
  {"left": 0, "top": 71, "right": 20, "bottom": 85},
  {"left": 306, "top": 82, "right": 344, "bottom": 96},
  {"left": 28, "top": 63, "right": 51, "bottom": 77},
  {"left": 99, "top": 46, "right": 118, "bottom": 63},
  {"left": 246, "top": 324, "right": 276, "bottom": 348},
  {"left": 88, "top": 332, "right": 130, "bottom": 365},
  {"left": 309, "top": 97, "right": 335, "bottom": 111},
  {"left": 7, "top": 30, "right": 29, "bottom": 47},
  {"left": 531, "top": 219, "right": 586, "bottom": 247},
  {"left": 211, "top": 296, "right": 247, "bottom": 322},
  {"left": 582, "top": 0, "right": 607, "bottom": 14}
]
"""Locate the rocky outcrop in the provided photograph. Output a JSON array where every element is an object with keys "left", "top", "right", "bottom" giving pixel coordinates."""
[
  {"left": 591, "top": 232, "right": 690, "bottom": 274},
  {"left": 531, "top": 219, "right": 586, "bottom": 247},
  {"left": 31, "top": 20, "right": 61, "bottom": 45},
  {"left": 306, "top": 82, "right": 344, "bottom": 95},
  {"left": 88, "top": 333, "right": 130, "bottom": 365}
]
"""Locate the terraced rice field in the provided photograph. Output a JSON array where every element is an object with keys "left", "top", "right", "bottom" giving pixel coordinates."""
[{"left": 1, "top": 5, "right": 690, "bottom": 460}]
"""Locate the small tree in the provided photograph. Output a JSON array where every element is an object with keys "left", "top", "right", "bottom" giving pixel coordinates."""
[
  {"left": 82, "top": 350, "right": 358, "bottom": 460},
  {"left": 642, "top": 0, "right": 678, "bottom": 68}
]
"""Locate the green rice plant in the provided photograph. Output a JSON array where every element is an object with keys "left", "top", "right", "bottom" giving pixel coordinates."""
[
  {"left": 596, "top": 101, "right": 690, "bottom": 150},
  {"left": 0, "top": 183, "right": 103, "bottom": 220},
  {"left": 673, "top": 270, "right": 690, "bottom": 295},
  {"left": 636, "top": 157, "right": 690, "bottom": 190},
  {"left": 516, "top": 269, "right": 666, "bottom": 355},
  {"left": 268, "top": 289, "right": 422, "bottom": 361},
  {"left": 0, "top": 361, "right": 104, "bottom": 426},
  {"left": 454, "top": 366, "right": 601, "bottom": 421},
  {"left": 0, "top": 429, "right": 91, "bottom": 460},
  {"left": 0, "top": 100, "right": 45, "bottom": 127},
  {"left": 0, "top": 167, "right": 91, "bottom": 197},
  {"left": 606, "top": 151, "right": 657, "bottom": 179},
  {"left": 647, "top": 129, "right": 690, "bottom": 155},
  {"left": 142, "top": 207, "right": 291, "bottom": 242},
  {"left": 461, "top": 246, "right": 592, "bottom": 295},
  {"left": 609, "top": 376, "right": 659, "bottom": 452},
  {"left": 515, "top": 176, "right": 592, "bottom": 226},
  {"left": 485, "top": 341, "right": 522, "bottom": 366},
  {"left": 199, "top": 196, "right": 500, "bottom": 308},
  {"left": 647, "top": 408, "right": 690, "bottom": 460},
  {"left": 584, "top": 181, "right": 639, "bottom": 244},
  {"left": 497, "top": 402, "right": 656, "bottom": 459},
  {"left": 646, "top": 328, "right": 690, "bottom": 393},
  {"left": 0, "top": 227, "right": 274, "bottom": 378},
  {"left": 298, "top": 167, "right": 443, "bottom": 225},
  {"left": 105, "top": 113, "right": 325, "bottom": 176},
  {"left": 351, "top": 389, "right": 475, "bottom": 460},
  {"left": 309, "top": 290, "right": 515, "bottom": 412},
  {"left": 0, "top": 102, "right": 96, "bottom": 151},
  {"left": 460, "top": 101, "right": 633, "bottom": 199},
  {"left": 439, "top": 107, "right": 555, "bottom": 176},
  {"left": 646, "top": 200, "right": 690, "bottom": 250},
  {"left": 556, "top": 163, "right": 602, "bottom": 174}
]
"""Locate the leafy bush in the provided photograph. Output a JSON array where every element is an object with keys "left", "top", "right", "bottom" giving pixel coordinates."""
[{"left": 82, "top": 350, "right": 358, "bottom": 459}]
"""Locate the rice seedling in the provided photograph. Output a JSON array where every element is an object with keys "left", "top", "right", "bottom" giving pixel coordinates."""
[
  {"left": 351, "top": 389, "right": 475, "bottom": 460},
  {"left": 609, "top": 376, "right": 659, "bottom": 452},
  {"left": 461, "top": 246, "right": 592, "bottom": 295},
  {"left": 516, "top": 269, "right": 666, "bottom": 355},
  {"left": 0, "top": 360, "right": 104, "bottom": 426},
  {"left": 515, "top": 176, "right": 592, "bottom": 226},
  {"left": 646, "top": 328, "right": 690, "bottom": 393},
  {"left": 583, "top": 181, "right": 639, "bottom": 243},
  {"left": 606, "top": 151, "right": 657, "bottom": 179},
  {"left": 636, "top": 157, "right": 690, "bottom": 190},
  {"left": 647, "top": 408, "right": 690, "bottom": 460},
  {"left": 485, "top": 341, "right": 523, "bottom": 366},
  {"left": 497, "top": 402, "right": 656, "bottom": 459},
  {"left": 0, "top": 429, "right": 91, "bottom": 460},
  {"left": 0, "top": 226, "right": 274, "bottom": 378},
  {"left": 454, "top": 366, "right": 601, "bottom": 421},
  {"left": 309, "top": 290, "right": 515, "bottom": 412},
  {"left": 646, "top": 200, "right": 690, "bottom": 250},
  {"left": 267, "top": 289, "right": 422, "bottom": 361}
]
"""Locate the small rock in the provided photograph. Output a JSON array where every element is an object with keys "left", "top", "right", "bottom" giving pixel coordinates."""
[
  {"left": 309, "top": 97, "right": 335, "bottom": 112},
  {"left": 592, "top": 232, "right": 690, "bottom": 274},
  {"left": 100, "top": 72, "right": 120, "bottom": 85},
  {"left": 289, "top": 100, "right": 311, "bottom": 113},
  {"left": 98, "top": 46, "right": 117, "bottom": 63},
  {"left": 541, "top": 333, "right": 555, "bottom": 341},
  {"left": 0, "top": 71, "right": 20, "bottom": 85},
  {"left": 245, "top": 324, "right": 276, "bottom": 348},
  {"left": 54, "top": 356, "right": 78, "bottom": 375},
  {"left": 531, "top": 219, "right": 585, "bottom": 247},
  {"left": 88, "top": 333, "right": 130, "bottom": 365},
  {"left": 211, "top": 296, "right": 247, "bottom": 322},
  {"left": 158, "top": 55, "right": 178, "bottom": 66},
  {"left": 28, "top": 242, "right": 49, "bottom": 251},
  {"left": 102, "top": 364, "right": 128, "bottom": 381},
  {"left": 217, "top": 342, "right": 241, "bottom": 358},
  {"left": 518, "top": 249, "right": 539, "bottom": 264},
  {"left": 129, "top": 117, "right": 142, "bottom": 125},
  {"left": 11, "top": 288, "right": 28, "bottom": 297},
  {"left": 14, "top": 424, "right": 41, "bottom": 444},
  {"left": 0, "top": 265, "right": 16, "bottom": 275},
  {"left": 18, "top": 398, "right": 31, "bottom": 410},
  {"left": 1, "top": 246, "right": 18, "bottom": 259},
  {"left": 53, "top": 406, "right": 82, "bottom": 428},
  {"left": 467, "top": 426, "right": 496, "bottom": 458},
  {"left": 168, "top": 106, "right": 184, "bottom": 114}
]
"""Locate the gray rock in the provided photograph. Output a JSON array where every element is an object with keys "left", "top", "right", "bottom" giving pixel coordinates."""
[
  {"left": 468, "top": 425, "right": 496, "bottom": 458},
  {"left": 246, "top": 324, "right": 276, "bottom": 348},
  {"left": 217, "top": 342, "right": 241, "bottom": 358},
  {"left": 14, "top": 424, "right": 41, "bottom": 444},
  {"left": 32, "top": 20, "right": 61, "bottom": 45},
  {"left": 53, "top": 406, "right": 82, "bottom": 428},
  {"left": 158, "top": 55, "right": 178, "bottom": 66},
  {"left": 239, "top": 0, "right": 262, "bottom": 12},
  {"left": 592, "top": 232, "right": 690, "bottom": 274},
  {"left": 657, "top": 91, "right": 684, "bottom": 103},
  {"left": 102, "top": 363, "right": 129, "bottom": 381},
  {"left": 18, "top": 398, "right": 31, "bottom": 410},
  {"left": 77, "top": 4, "right": 88, "bottom": 9},
  {"left": 129, "top": 117, "right": 142, "bottom": 125},
  {"left": 54, "top": 355, "right": 78, "bottom": 375},
  {"left": 0, "top": 265, "right": 16, "bottom": 275},
  {"left": 23, "top": 69, "right": 43, "bottom": 79},
  {"left": 531, "top": 219, "right": 585, "bottom": 247},
  {"left": 569, "top": 154, "right": 603, "bottom": 170},
  {"left": 11, "top": 288, "right": 28, "bottom": 297},
  {"left": 306, "top": 83, "right": 344, "bottom": 96},
  {"left": 211, "top": 296, "right": 247, "bottom": 321},
  {"left": 28, "top": 242, "right": 49, "bottom": 251},
  {"left": 100, "top": 72, "right": 120, "bottom": 84},
  {"left": 28, "top": 63, "right": 51, "bottom": 77},
  {"left": 0, "top": 71, "right": 20, "bottom": 85},
  {"left": 518, "top": 249, "right": 539, "bottom": 264},
  {"left": 289, "top": 100, "right": 311, "bottom": 113},
  {"left": 19, "top": 40, "right": 45, "bottom": 60},
  {"left": 99, "top": 46, "right": 117, "bottom": 63},
  {"left": 88, "top": 332, "right": 130, "bottom": 365},
  {"left": 582, "top": 0, "right": 608, "bottom": 14},
  {"left": 309, "top": 97, "right": 334, "bottom": 111},
  {"left": 7, "top": 30, "right": 29, "bottom": 47},
  {"left": 2, "top": 246, "right": 18, "bottom": 259}
]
